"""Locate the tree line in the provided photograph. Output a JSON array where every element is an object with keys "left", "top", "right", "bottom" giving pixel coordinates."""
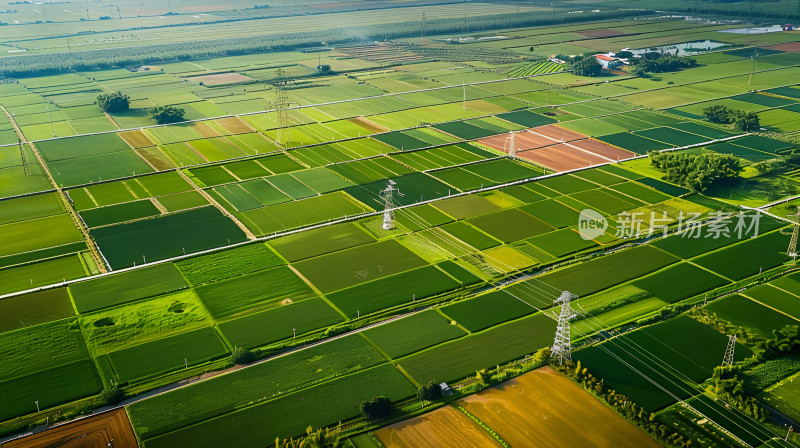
[{"left": 0, "top": 9, "right": 647, "bottom": 78}]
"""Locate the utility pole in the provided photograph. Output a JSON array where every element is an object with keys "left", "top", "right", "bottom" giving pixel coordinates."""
[
  {"left": 748, "top": 49, "right": 758, "bottom": 85},
  {"left": 19, "top": 138, "right": 29, "bottom": 176},
  {"left": 379, "top": 180, "right": 403, "bottom": 230},
  {"left": 550, "top": 291, "right": 578, "bottom": 366},
  {"left": 722, "top": 334, "right": 737, "bottom": 367}
]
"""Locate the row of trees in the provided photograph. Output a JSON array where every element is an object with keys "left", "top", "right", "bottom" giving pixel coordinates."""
[
  {"left": 649, "top": 152, "right": 744, "bottom": 193},
  {"left": 1, "top": 9, "right": 647, "bottom": 77},
  {"left": 626, "top": 52, "right": 697, "bottom": 77},
  {"left": 703, "top": 105, "right": 761, "bottom": 132}
]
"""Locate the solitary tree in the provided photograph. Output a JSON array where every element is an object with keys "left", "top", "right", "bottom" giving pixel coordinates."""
[
  {"left": 149, "top": 105, "right": 185, "bottom": 124},
  {"left": 97, "top": 91, "right": 130, "bottom": 113},
  {"left": 417, "top": 381, "right": 443, "bottom": 401}
]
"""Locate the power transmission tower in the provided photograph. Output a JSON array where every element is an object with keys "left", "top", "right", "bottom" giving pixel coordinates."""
[
  {"left": 748, "top": 49, "right": 758, "bottom": 85},
  {"left": 503, "top": 131, "right": 518, "bottom": 158},
  {"left": 19, "top": 139, "right": 29, "bottom": 176},
  {"left": 274, "top": 68, "right": 292, "bottom": 147},
  {"left": 379, "top": 181, "right": 403, "bottom": 230},
  {"left": 550, "top": 291, "right": 578, "bottom": 366},
  {"left": 722, "top": 334, "right": 737, "bottom": 367},
  {"left": 786, "top": 206, "right": 800, "bottom": 263}
]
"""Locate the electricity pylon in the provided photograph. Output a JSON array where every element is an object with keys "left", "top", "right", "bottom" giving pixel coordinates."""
[
  {"left": 783, "top": 206, "right": 800, "bottom": 263},
  {"left": 722, "top": 334, "right": 737, "bottom": 367},
  {"left": 379, "top": 181, "right": 404, "bottom": 230},
  {"left": 19, "top": 139, "right": 30, "bottom": 176},
  {"left": 503, "top": 131, "right": 519, "bottom": 158},
  {"left": 274, "top": 68, "right": 292, "bottom": 147},
  {"left": 550, "top": 291, "right": 578, "bottom": 365}
]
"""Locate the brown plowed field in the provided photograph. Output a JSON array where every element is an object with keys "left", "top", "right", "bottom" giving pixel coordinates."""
[
  {"left": 765, "top": 42, "right": 800, "bottom": 52},
  {"left": 459, "top": 366, "right": 661, "bottom": 448},
  {"left": 571, "top": 139, "right": 636, "bottom": 162},
  {"left": 528, "top": 124, "right": 587, "bottom": 143},
  {"left": 518, "top": 143, "right": 608, "bottom": 171},
  {"left": 478, "top": 130, "right": 558, "bottom": 152},
  {"left": 375, "top": 405, "right": 502, "bottom": 448},
  {"left": 118, "top": 130, "right": 154, "bottom": 149},
  {"left": 217, "top": 116, "right": 255, "bottom": 134},
  {"left": 3, "top": 409, "right": 138, "bottom": 448}
]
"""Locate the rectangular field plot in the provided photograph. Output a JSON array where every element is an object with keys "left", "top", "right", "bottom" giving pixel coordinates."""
[
  {"left": 705, "top": 294, "right": 799, "bottom": 338},
  {"left": 372, "top": 131, "right": 429, "bottom": 151},
  {"left": 140, "top": 364, "right": 416, "bottom": 448},
  {"left": 440, "top": 221, "right": 501, "bottom": 250},
  {"left": 36, "top": 133, "right": 130, "bottom": 161},
  {"left": 268, "top": 222, "right": 374, "bottom": 262},
  {"left": 175, "top": 243, "right": 284, "bottom": 286},
  {"left": 390, "top": 144, "right": 493, "bottom": 171},
  {"left": 527, "top": 227, "right": 599, "bottom": 258},
  {"left": 92, "top": 206, "right": 247, "bottom": 269},
  {"left": 573, "top": 316, "right": 751, "bottom": 411},
  {"left": 458, "top": 367, "right": 662, "bottom": 448},
  {"left": 70, "top": 263, "right": 188, "bottom": 313},
  {"left": 433, "top": 121, "right": 497, "bottom": 140},
  {"left": 48, "top": 151, "right": 155, "bottom": 187},
  {"left": 399, "top": 313, "right": 556, "bottom": 384},
  {"left": 520, "top": 199, "right": 581, "bottom": 228},
  {"left": 0, "top": 288, "right": 74, "bottom": 333},
  {"left": 237, "top": 192, "right": 371, "bottom": 236},
  {"left": 495, "top": 110, "right": 557, "bottom": 127},
  {"left": 328, "top": 157, "right": 413, "bottom": 185},
  {"left": 108, "top": 327, "right": 229, "bottom": 384},
  {"left": 345, "top": 172, "right": 452, "bottom": 209},
  {"left": 363, "top": 310, "right": 466, "bottom": 359},
  {"left": 325, "top": 265, "right": 462, "bottom": 318},
  {"left": 0, "top": 213, "right": 82, "bottom": 257},
  {"left": 0, "top": 255, "right": 87, "bottom": 295},
  {"left": 293, "top": 239, "right": 427, "bottom": 293},
  {"left": 467, "top": 209, "right": 554, "bottom": 243},
  {"left": 632, "top": 262, "right": 730, "bottom": 303},
  {"left": 195, "top": 266, "right": 317, "bottom": 318},
  {"left": 220, "top": 298, "right": 343, "bottom": 349},
  {"left": 596, "top": 132, "right": 670, "bottom": 154},
  {"left": 632, "top": 127, "right": 709, "bottom": 147},
  {"left": 128, "top": 333, "right": 387, "bottom": 440},
  {"left": 540, "top": 245, "right": 678, "bottom": 296},
  {"left": 745, "top": 284, "right": 800, "bottom": 320},
  {"left": 441, "top": 290, "right": 536, "bottom": 332},
  {"left": 0, "top": 360, "right": 102, "bottom": 422},
  {"left": 376, "top": 405, "right": 503, "bottom": 448},
  {"left": 80, "top": 200, "right": 161, "bottom": 227},
  {"left": 693, "top": 231, "right": 790, "bottom": 280}
]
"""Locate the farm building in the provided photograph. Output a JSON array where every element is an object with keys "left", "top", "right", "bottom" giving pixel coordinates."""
[{"left": 595, "top": 54, "right": 623, "bottom": 69}]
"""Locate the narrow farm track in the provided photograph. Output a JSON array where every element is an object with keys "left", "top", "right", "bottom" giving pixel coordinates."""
[{"left": 0, "top": 105, "right": 108, "bottom": 274}]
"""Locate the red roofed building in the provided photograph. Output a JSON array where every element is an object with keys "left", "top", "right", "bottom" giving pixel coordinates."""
[{"left": 595, "top": 54, "right": 623, "bottom": 69}]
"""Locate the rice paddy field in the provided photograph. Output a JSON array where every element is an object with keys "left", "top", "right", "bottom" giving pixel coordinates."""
[{"left": 3, "top": 3, "right": 800, "bottom": 447}]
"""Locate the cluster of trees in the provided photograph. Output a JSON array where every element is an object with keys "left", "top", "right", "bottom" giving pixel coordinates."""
[
  {"left": 417, "top": 381, "right": 443, "bottom": 401},
  {"left": 231, "top": 346, "right": 255, "bottom": 364},
  {"left": 650, "top": 152, "right": 743, "bottom": 193},
  {"left": 571, "top": 56, "right": 602, "bottom": 77},
  {"left": 0, "top": 9, "right": 647, "bottom": 77},
  {"left": 360, "top": 396, "right": 393, "bottom": 419},
  {"left": 703, "top": 105, "right": 761, "bottom": 132},
  {"left": 559, "top": 362, "right": 695, "bottom": 447},
  {"left": 149, "top": 105, "right": 185, "bottom": 124},
  {"left": 275, "top": 424, "right": 342, "bottom": 448},
  {"left": 96, "top": 91, "right": 130, "bottom": 113},
  {"left": 626, "top": 52, "right": 696, "bottom": 76},
  {"left": 753, "top": 151, "right": 800, "bottom": 175},
  {"left": 705, "top": 367, "right": 768, "bottom": 422}
]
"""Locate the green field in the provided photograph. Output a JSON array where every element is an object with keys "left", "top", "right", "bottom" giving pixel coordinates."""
[{"left": 362, "top": 310, "right": 466, "bottom": 359}]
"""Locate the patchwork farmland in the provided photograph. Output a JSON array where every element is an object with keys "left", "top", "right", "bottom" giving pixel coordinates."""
[{"left": 2, "top": 1, "right": 800, "bottom": 447}]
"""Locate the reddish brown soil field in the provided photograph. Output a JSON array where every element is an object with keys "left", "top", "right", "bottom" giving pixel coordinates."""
[
  {"left": 571, "top": 139, "right": 636, "bottom": 162},
  {"left": 517, "top": 143, "right": 608, "bottom": 171},
  {"left": 528, "top": 124, "right": 587, "bottom": 143},
  {"left": 3, "top": 409, "right": 138, "bottom": 448},
  {"left": 478, "top": 130, "right": 556, "bottom": 152},
  {"left": 765, "top": 42, "right": 800, "bottom": 52},
  {"left": 577, "top": 29, "right": 625, "bottom": 38},
  {"left": 375, "top": 405, "right": 501, "bottom": 448}
]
